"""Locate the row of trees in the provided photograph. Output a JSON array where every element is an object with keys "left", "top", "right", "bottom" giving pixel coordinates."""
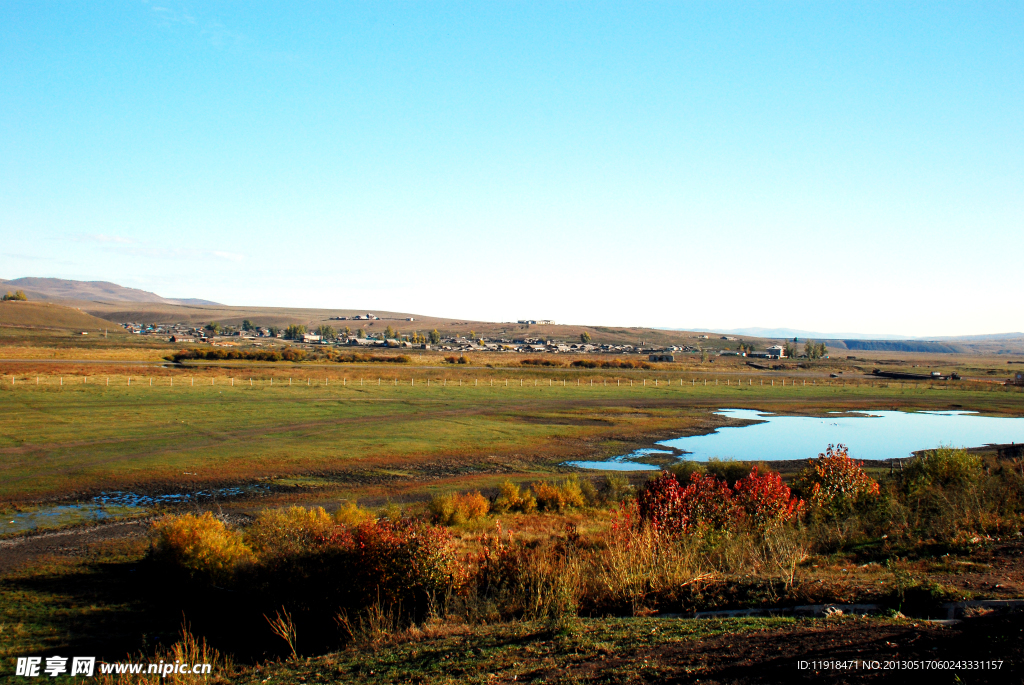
[{"left": 2, "top": 290, "right": 27, "bottom": 301}]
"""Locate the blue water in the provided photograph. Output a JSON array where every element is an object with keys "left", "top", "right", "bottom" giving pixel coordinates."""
[{"left": 568, "top": 408, "right": 1024, "bottom": 470}]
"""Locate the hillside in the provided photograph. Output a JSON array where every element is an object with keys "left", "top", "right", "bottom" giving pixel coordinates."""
[
  {"left": 0, "top": 301, "right": 128, "bottom": 333},
  {"left": 0, "top": 277, "right": 218, "bottom": 306}
]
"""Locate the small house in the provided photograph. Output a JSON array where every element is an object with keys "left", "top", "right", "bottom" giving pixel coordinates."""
[{"left": 649, "top": 354, "right": 675, "bottom": 362}]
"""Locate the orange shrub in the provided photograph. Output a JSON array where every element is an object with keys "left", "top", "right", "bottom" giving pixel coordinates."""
[
  {"left": 794, "top": 444, "right": 880, "bottom": 516},
  {"left": 429, "top": 491, "right": 490, "bottom": 525}
]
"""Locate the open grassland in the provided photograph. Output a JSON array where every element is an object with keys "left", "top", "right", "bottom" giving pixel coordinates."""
[{"left": 1, "top": 363, "right": 1022, "bottom": 504}]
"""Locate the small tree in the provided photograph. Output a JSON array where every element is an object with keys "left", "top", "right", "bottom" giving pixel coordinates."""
[
  {"left": 205, "top": 322, "right": 220, "bottom": 334},
  {"left": 429, "top": 329, "right": 441, "bottom": 344},
  {"left": 468, "top": 330, "right": 476, "bottom": 340},
  {"left": 285, "top": 324, "right": 306, "bottom": 340},
  {"left": 317, "top": 324, "right": 335, "bottom": 340},
  {"left": 242, "top": 319, "right": 254, "bottom": 331},
  {"left": 580, "top": 331, "right": 592, "bottom": 344},
  {"left": 784, "top": 341, "right": 797, "bottom": 358},
  {"left": 267, "top": 326, "right": 280, "bottom": 337},
  {"left": 357, "top": 328, "right": 366, "bottom": 339},
  {"left": 384, "top": 325, "right": 396, "bottom": 339},
  {"left": 700, "top": 348, "right": 709, "bottom": 363},
  {"left": 343, "top": 326, "right": 352, "bottom": 338},
  {"left": 816, "top": 342, "right": 828, "bottom": 359},
  {"left": 2, "top": 290, "right": 28, "bottom": 301}
]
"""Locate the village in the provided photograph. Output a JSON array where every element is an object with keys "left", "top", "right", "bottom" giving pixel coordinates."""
[{"left": 120, "top": 317, "right": 799, "bottom": 361}]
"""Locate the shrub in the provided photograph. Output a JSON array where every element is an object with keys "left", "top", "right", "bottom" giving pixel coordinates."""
[
  {"left": 578, "top": 477, "right": 599, "bottom": 506},
  {"left": 335, "top": 500, "right": 374, "bottom": 526},
  {"left": 570, "top": 360, "right": 599, "bottom": 368},
  {"left": 678, "top": 472, "right": 737, "bottom": 532},
  {"left": 520, "top": 358, "right": 563, "bottom": 367},
  {"left": 637, "top": 471, "right": 737, "bottom": 534},
  {"left": 533, "top": 477, "right": 586, "bottom": 512},
  {"left": 705, "top": 458, "right": 753, "bottom": 487},
  {"left": 902, "top": 447, "right": 983, "bottom": 495},
  {"left": 150, "top": 512, "right": 253, "bottom": 582},
  {"left": 492, "top": 480, "right": 538, "bottom": 514},
  {"left": 599, "top": 473, "right": 634, "bottom": 503},
  {"left": 732, "top": 466, "right": 804, "bottom": 533},
  {"left": 340, "top": 519, "right": 466, "bottom": 611},
  {"left": 636, "top": 471, "right": 685, "bottom": 532},
  {"left": 794, "top": 444, "right": 880, "bottom": 517},
  {"left": 246, "top": 506, "right": 336, "bottom": 558},
  {"left": 668, "top": 461, "right": 706, "bottom": 485},
  {"left": 429, "top": 491, "right": 490, "bottom": 525}
]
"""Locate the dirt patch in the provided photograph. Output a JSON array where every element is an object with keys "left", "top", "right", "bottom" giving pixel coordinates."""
[{"left": 0, "top": 519, "right": 151, "bottom": 574}]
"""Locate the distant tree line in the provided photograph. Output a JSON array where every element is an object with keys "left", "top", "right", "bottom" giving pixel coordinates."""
[
  {"left": 570, "top": 359, "right": 652, "bottom": 369},
  {"left": 2, "top": 290, "right": 27, "bottom": 301},
  {"left": 804, "top": 340, "right": 828, "bottom": 359}
]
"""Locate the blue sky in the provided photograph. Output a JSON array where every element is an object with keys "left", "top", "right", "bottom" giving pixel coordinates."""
[{"left": 2, "top": 2, "right": 1021, "bottom": 335}]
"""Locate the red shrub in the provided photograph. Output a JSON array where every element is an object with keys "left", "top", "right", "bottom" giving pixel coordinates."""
[
  {"left": 733, "top": 466, "right": 804, "bottom": 532},
  {"left": 637, "top": 471, "right": 737, "bottom": 533},
  {"left": 679, "top": 472, "right": 737, "bottom": 532},
  {"left": 637, "top": 472, "right": 685, "bottom": 532}
]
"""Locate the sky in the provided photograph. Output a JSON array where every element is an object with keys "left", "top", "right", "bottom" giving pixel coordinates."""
[{"left": 1, "top": 2, "right": 1021, "bottom": 336}]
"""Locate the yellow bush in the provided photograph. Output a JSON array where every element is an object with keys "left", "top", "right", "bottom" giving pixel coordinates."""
[
  {"left": 429, "top": 492, "right": 458, "bottom": 524},
  {"left": 335, "top": 500, "right": 374, "bottom": 526},
  {"left": 246, "top": 506, "right": 336, "bottom": 557},
  {"left": 150, "top": 512, "right": 253, "bottom": 582},
  {"left": 492, "top": 480, "right": 538, "bottom": 514}
]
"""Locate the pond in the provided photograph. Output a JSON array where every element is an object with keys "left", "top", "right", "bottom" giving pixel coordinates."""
[{"left": 567, "top": 408, "right": 1024, "bottom": 471}]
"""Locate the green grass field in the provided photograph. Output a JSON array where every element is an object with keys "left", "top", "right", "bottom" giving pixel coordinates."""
[{"left": 1, "top": 367, "right": 1021, "bottom": 504}]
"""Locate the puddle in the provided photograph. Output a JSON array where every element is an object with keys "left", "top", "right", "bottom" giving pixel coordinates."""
[
  {"left": 2, "top": 484, "right": 271, "bottom": 536},
  {"left": 1, "top": 504, "right": 148, "bottom": 536},
  {"left": 568, "top": 408, "right": 1024, "bottom": 470}
]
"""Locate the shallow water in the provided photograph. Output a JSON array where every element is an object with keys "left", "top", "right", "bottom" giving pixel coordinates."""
[
  {"left": 1, "top": 504, "right": 148, "bottom": 536},
  {"left": 567, "top": 408, "right": 1024, "bottom": 470},
  {"left": 2, "top": 484, "right": 270, "bottom": 536}
]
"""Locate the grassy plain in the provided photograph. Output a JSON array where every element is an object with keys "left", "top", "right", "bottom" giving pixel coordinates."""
[{"left": 1, "top": 360, "right": 1022, "bottom": 505}]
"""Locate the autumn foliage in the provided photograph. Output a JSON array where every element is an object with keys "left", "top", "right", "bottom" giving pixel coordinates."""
[
  {"left": 637, "top": 466, "right": 804, "bottom": 534},
  {"left": 794, "top": 444, "right": 880, "bottom": 516}
]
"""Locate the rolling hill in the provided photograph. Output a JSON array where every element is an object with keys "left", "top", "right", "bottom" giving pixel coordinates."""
[
  {"left": 0, "top": 301, "right": 127, "bottom": 334},
  {"left": 0, "top": 277, "right": 218, "bottom": 306}
]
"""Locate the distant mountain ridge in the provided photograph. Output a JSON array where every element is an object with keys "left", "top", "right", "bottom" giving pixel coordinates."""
[
  {"left": 691, "top": 326, "right": 1024, "bottom": 343},
  {"left": 0, "top": 277, "right": 220, "bottom": 306}
]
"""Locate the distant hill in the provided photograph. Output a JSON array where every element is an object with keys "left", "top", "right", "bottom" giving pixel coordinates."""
[
  {"left": 0, "top": 300, "right": 126, "bottom": 333},
  {"left": 0, "top": 278, "right": 219, "bottom": 306}
]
